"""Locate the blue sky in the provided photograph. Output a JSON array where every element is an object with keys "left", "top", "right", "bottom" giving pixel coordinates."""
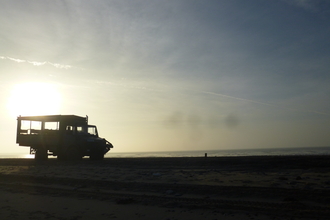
[{"left": 1, "top": 0, "right": 330, "bottom": 154}]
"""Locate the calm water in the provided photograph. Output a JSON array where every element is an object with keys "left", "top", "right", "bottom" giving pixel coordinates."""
[{"left": 2, "top": 146, "right": 330, "bottom": 159}]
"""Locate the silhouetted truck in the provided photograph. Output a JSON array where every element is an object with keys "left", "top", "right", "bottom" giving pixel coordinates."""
[{"left": 16, "top": 115, "right": 113, "bottom": 161}]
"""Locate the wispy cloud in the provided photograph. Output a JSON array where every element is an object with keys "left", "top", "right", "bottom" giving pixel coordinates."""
[
  {"left": 6, "top": 57, "right": 26, "bottom": 63},
  {"left": 203, "top": 91, "right": 330, "bottom": 116},
  {"left": 89, "top": 80, "right": 163, "bottom": 92},
  {"left": 27, "top": 61, "right": 46, "bottom": 66},
  {"left": 1, "top": 56, "right": 75, "bottom": 69},
  {"left": 283, "top": 0, "right": 324, "bottom": 12}
]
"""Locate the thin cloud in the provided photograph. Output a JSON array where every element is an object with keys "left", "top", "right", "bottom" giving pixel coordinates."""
[
  {"left": 202, "top": 91, "right": 330, "bottom": 116},
  {"left": 1, "top": 56, "right": 76, "bottom": 70},
  {"left": 89, "top": 80, "right": 163, "bottom": 92},
  {"left": 7, "top": 57, "right": 26, "bottom": 63},
  {"left": 283, "top": 0, "right": 324, "bottom": 12},
  {"left": 50, "top": 62, "right": 72, "bottom": 69},
  {"left": 27, "top": 61, "right": 46, "bottom": 66}
]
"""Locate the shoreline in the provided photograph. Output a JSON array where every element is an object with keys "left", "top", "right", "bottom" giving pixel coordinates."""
[{"left": 2, "top": 145, "right": 330, "bottom": 159}]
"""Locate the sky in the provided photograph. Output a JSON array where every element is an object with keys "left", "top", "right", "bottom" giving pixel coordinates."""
[{"left": 1, "top": 0, "right": 330, "bottom": 155}]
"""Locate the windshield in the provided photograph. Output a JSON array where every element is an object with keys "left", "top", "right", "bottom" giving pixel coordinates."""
[{"left": 87, "top": 126, "right": 98, "bottom": 136}]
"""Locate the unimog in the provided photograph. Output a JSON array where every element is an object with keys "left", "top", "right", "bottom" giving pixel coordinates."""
[{"left": 16, "top": 115, "right": 113, "bottom": 161}]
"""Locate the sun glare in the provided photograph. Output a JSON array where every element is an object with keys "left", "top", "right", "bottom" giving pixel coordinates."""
[{"left": 7, "top": 82, "right": 61, "bottom": 117}]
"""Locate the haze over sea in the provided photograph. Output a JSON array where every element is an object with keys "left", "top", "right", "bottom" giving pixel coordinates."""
[{"left": 2, "top": 146, "right": 330, "bottom": 159}]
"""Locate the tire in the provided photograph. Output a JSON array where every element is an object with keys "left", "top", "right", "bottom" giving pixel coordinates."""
[
  {"left": 57, "top": 151, "right": 67, "bottom": 161},
  {"left": 35, "top": 148, "right": 48, "bottom": 161},
  {"left": 57, "top": 146, "right": 82, "bottom": 161},
  {"left": 90, "top": 150, "right": 104, "bottom": 160},
  {"left": 68, "top": 147, "right": 83, "bottom": 161}
]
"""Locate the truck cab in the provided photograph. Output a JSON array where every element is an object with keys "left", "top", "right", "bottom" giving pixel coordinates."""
[{"left": 16, "top": 115, "right": 113, "bottom": 161}]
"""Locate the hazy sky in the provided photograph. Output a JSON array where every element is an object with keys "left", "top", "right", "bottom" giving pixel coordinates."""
[{"left": 1, "top": 0, "right": 330, "bottom": 155}]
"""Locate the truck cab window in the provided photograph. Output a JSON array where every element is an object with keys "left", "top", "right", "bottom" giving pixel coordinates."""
[
  {"left": 88, "top": 126, "right": 97, "bottom": 136},
  {"left": 66, "top": 126, "right": 74, "bottom": 134}
]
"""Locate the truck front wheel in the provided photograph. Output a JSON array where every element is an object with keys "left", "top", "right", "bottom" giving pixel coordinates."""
[{"left": 90, "top": 150, "right": 104, "bottom": 160}]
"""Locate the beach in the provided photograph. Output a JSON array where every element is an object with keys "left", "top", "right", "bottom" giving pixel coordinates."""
[{"left": 0, "top": 155, "right": 329, "bottom": 219}]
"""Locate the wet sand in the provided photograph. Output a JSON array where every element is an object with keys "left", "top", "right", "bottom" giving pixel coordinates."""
[{"left": 0, "top": 155, "right": 329, "bottom": 219}]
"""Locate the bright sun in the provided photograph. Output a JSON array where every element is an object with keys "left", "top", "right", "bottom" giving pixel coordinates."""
[{"left": 7, "top": 82, "right": 61, "bottom": 117}]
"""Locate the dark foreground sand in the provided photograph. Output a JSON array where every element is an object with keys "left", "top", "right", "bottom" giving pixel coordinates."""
[{"left": 0, "top": 155, "right": 330, "bottom": 219}]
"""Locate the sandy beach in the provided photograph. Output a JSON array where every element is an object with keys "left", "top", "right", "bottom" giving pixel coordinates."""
[{"left": 0, "top": 155, "right": 329, "bottom": 219}]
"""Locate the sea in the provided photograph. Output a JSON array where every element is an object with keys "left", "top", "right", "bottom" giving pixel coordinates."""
[
  {"left": 2, "top": 146, "right": 330, "bottom": 159},
  {"left": 106, "top": 146, "right": 330, "bottom": 158}
]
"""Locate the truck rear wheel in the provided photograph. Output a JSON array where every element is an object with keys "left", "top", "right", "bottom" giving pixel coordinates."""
[
  {"left": 35, "top": 148, "right": 48, "bottom": 161},
  {"left": 68, "top": 148, "right": 83, "bottom": 160}
]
